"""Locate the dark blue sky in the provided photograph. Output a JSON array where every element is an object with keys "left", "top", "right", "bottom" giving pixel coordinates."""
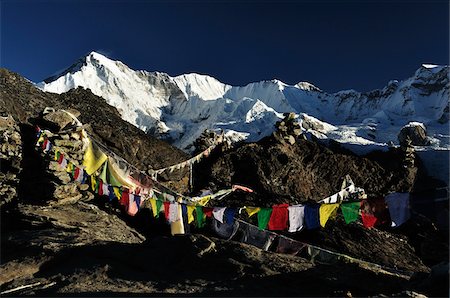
[{"left": 1, "top": 0, "right": 448, "bottom": 92}]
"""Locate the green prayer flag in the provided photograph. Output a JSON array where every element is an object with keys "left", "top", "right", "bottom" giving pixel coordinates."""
[
  {"left": 155, "top": 199, "right": 163, "bottom": 218},
  {"left": 99, "top": 160, "right": 122, "bottom": 187},
  {"left": 196, "top": 206, "right": 206, "bottom": 228},
  {"left": 257, "top": 208, "right": 273, "bottom": 230},
  {"left": 341, "top": 202, "right": 360, "bottom": 224}
]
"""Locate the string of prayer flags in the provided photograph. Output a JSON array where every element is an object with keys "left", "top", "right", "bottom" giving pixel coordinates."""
[
  {"left": 319, "top": 203, "right": 339, "bottom": 227},
  {"left": 35, "top": 127, "right": 414, "bottom": 237}
]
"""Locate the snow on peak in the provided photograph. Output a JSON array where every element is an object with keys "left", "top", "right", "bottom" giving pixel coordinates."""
[
  {"left": 245, "top": 99, "right": 282, "bottom": 123},
  {"left": 295, "top": 81, "right": 321, "bottom": 92},
  {"left": 173, "top": 73, "right": 231, "bottom": 101},
  {"left": 422, "top": 64, "right": 439, "bottom": 69}
]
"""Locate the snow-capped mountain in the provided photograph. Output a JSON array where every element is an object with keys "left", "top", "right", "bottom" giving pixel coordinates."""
[
  {"left": 37, "top": 52, "right": 449, "bottom": 148},
  {"left": 37, "top": 52, "right": 449, "bottom": 181}
]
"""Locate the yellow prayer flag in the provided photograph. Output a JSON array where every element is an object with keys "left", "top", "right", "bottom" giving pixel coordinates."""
[
  {"left": 66, "top": 162, "right": 73, "bottom": 173},
  {"left": 107, "top": 156, "right": 137, "bottom": 190},
  {"left": 245, "top": 207, "right": 261, "bottom": 217},
  {"left": 319, "top": 203, "right": 340, "bottom": 227},
  {"left": 90, "top": 175, "right": 97, "bottom": 192},
  {"left": 37, "top": 135, "right": 45, "bottom": 145},
  {"left": 170, "top": 204, "right": 185, "bottom": 235},
  {"left": 196, "top": 195, "right": 211, "bottom": 206},
  {"left": 187, "top": 205, "right": 195, "bottom": 224},
  {"left": 82, "top": 139, "right": 107, "bottom": 175},
  {"left": 113, "top": 187, "right": 121, "bottom": 200},
  {"left": 150, "top": 198, "right": 158, "bottom": 218}
]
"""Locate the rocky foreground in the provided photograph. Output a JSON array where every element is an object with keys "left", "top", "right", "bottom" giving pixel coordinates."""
[{"left": 0, "top": 68, "right": 449, "bottom": 296}]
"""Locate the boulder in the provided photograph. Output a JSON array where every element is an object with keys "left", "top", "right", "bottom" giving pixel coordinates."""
[
  {"left": 42, "top": 109, "right": 79, "bottom": 132},
  {"left": 398, "top": 122, "right": 429, "bottom": 146}
]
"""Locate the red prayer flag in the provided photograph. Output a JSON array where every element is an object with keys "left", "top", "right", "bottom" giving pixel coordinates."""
[
  {"left": 42, "top": 139, "right": 48, "bottom": 150},
  {"left": 203, "top": 207, "right": 214, "bottom": 217},
  {"left": 57, "top": 153, "right": 64, "bottom": 164},
  {"left": 163, "top": 201, "right": 170, "bottom": 220},
  {"left": 268, "top": 204, "right": 289, "bottom": 231},
  {"left": 121, "top": 189, "right": 130, "bottom": 210},
  {"left": 98, "top": 180, "right": 103, "bottom": 196},
  {"left": 361, "top": 201, "right": 377, "bottom": 228}
]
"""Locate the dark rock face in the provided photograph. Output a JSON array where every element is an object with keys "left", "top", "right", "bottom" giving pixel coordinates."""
[
  {"left": 398, "top": 123, "right": 429, "bottom": 146},
  {"left": 193, "top": 136, "right": 417, "bottom": 202}
]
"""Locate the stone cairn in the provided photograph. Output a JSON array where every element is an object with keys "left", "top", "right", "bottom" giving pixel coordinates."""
[
  {"left": 273, "top": 112, "right": 303, "bottom": 145},
  {"left": 193, "top": 129, "right": 231, "bottom": 154},
  {"left": 38, "top": 108, "right": 95, "bottom": 205},
  {"left": 401, "top": 136, "right": 415, "bottom": 168},
  {"left": 0, "top": 115, "right": 22, "bottom": 207}
]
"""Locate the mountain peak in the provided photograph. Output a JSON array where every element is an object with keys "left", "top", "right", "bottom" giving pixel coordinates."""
[{"left": 295, "top": 81, "right": 321, "bottom": 92}]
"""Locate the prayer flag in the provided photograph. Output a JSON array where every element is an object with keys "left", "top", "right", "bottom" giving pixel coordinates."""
[
  {"left": 268, "top": 204, "right": 289, "bottom": 231},
  {"left": 195, "top": 206, "right": 206, "bottom": 228},
  {"left": 82, "top": 139, "right": 107, "bottom": 175},
  {"left": 257, "top": 208, "right": 273, "bottom": 230},
  {"left": 245, "top": 207, "right": 261, "bottom": 217},
  {"left": 319, "top": 203, "right": 340, "bottom": 227},
  {"left": 212, "top": 207, "right": 226, "bottom": 223},
  {"left": 187, "top": 205, "right": 195, "bottom": 224},
  {"left": 288, "top": 205, "right": 305, "bottom": 232},
  {"left": 341, "top": 202, "right": 360, "bottom": 224}
]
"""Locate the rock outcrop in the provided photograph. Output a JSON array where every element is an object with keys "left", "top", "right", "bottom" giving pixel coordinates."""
[
  {"left": 193, "top": 136, "right": 418, "bottom": 202},
  {"left": 398, "top": 122, "right": 429, "bottom": 146},
  {"left": 0, "top": 115, "right": 22, "bottom": 207}
]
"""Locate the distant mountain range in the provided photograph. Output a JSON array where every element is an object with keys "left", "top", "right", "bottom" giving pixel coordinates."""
[{"left": 37, "top": 52, "right": 449, "bottom": 151}]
